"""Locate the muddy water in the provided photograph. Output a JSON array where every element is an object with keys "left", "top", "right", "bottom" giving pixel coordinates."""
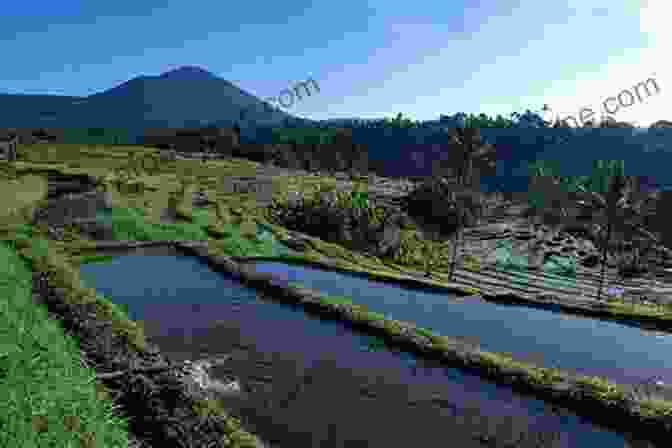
[
  {"left": 248, "top": 261, "right": 672, "bottom": 390},
  {"left": 78, "top": 251, "right": 652, "bottom": 447}
]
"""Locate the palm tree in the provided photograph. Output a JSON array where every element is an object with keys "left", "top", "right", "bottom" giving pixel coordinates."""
[
  {"left": 439, "top": 126, "right": 497, "bottom": 281},
  {"left": 441, "top": 127, "right": 497, "bottom": 187},
  {"left": 525, "top": 160, "right": 660, "bottom": 300},
  {"left": 571, "top": 171, "right": 659, "bottom": 301}
]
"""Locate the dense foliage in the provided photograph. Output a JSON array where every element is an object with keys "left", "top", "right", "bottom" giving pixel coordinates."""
[{"left": 6, "top": 106, "right": 672, "bottom": 191}]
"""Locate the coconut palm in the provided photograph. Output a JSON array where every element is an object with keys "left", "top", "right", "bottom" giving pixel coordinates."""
[
  {"left": 569, "top": 171, "right": 659, "bottom": 301},
  {"left": 438, "top": 126, "right": 497, "bottom": 281},
  {"left": 525, "top": 160, "right": 660, "bottom": 300},
  {"left": 441, "top": 127, "right": 497, "bottom": 188},
  {"left": 605, "top": 177, "right": 662, "bottom": 286}
]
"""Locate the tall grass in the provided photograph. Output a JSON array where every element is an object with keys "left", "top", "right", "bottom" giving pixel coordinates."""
[
  {"left": 102, "top": 206, "right": 208, "bottom": 241},
  {"left": 0, "top": 174, "right": 48, "bottom": 232},
  {"left": 0, "top": 240, "right": 131, "bottom": 448}
]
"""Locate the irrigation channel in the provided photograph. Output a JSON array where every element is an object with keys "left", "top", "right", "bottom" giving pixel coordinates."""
[{"left": 77, "top": 247, "right": 659, "bottom": 447}]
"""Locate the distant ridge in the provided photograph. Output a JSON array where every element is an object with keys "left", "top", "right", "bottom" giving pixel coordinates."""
[
  {"left": 0, "top": 66, "right": 302, "bottom": 131},
  {"left": 157, "top": 66, "right": 221, "bottom": 81}
]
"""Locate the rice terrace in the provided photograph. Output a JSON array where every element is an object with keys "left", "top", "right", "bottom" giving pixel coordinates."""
[
  {"left": 7, "top": 0, "right": 672, "bottom": 444},
  {"left": 1, "top": 114, "right": 672, "bottom": 448}
]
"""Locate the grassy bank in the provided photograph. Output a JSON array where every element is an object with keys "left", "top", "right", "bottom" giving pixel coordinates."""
[
  {"left": 290, "top": 280, "right": 672, "bottom": 426},
  {"left": 0, "top": 228, "right": 132, "bottom": 448},
  {"left": 67, "top": 204, "right": 280, "bottom": 260},
  {"left": 0, "top": 157, "right": 270, "bottom": 447},
  {"left": 9, "top": 228, "right": 262, "bottom": 447}
]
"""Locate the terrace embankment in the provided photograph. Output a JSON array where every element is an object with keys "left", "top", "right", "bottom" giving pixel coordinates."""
[
  {"left": 15, "top": 153, "right": 672, "bottom": 446},
  {"left": 78, "top": 247, "right": 654, "bottom": 447},
  {"left": 252, "top": 171, "right": 672, "bottom": 333},
  {"left": 19, "top": 238, "right": 271, "bottom": 448},
  {"left": 29, "top": 163, "right": 672, "bottom": 335},
  {"left": 248, "top": 220, "right": 672, "bottom": 334},
  {"left": 170, "top": 240, "right": 672, "bottom": 446}
]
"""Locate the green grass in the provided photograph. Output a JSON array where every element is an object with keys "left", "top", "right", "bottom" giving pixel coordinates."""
[
  {"left": 79, "top": 254, "right": 116, "bottom": 264},
  {"left": 0, "top": 240, "right": 132, "bottom": 448},
  {"left": 0, "top": 174, "right": 48, "bottom": 232},
  {"left": 211, "top": 231, "right": 276, "bottom": 257},
  {"left": 4, "top": 225, "right": 259, "bottom": 447},
  {"left": 604, "top": 299, "right": 672, "bottom": 320},
  {"left": 414, "top": 326, "right": 437, "bottom": 340},
  {"left": 98, "top": 202, "right": 282, "bottom": 260},
  {"left": 103, "top": 206, "right": 209, "bottom": 241},
  {"left": 8, "top": 143, "right": 672, "bottom": 444}
]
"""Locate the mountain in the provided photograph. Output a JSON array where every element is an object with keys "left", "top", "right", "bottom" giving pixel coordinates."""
[
  {"left": 4, "top": 68, "right": 672, "bottom": 188},
  {"left": 0, "top": 66, "right": 305, "bottom": 132}
]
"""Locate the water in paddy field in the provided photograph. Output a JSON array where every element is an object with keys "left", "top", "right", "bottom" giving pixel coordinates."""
[
  {"left": 78, "top": 252, "right": 655, "bottom": 447},
  {"left": 248, "top": 261, "right": 672, "bottom": 389}
]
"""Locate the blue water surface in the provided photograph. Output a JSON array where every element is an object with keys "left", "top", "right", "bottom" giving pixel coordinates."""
[
  {"left": 78, "top": 254, "right": 644, "bottom": 447},
  {"left": 249, "top": 261, "right": 672, "bottom": 387}
]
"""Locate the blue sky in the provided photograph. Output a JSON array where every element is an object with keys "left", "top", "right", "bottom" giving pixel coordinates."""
[{"left": 1, "top": 0, "right": 668, "bottom": 126}]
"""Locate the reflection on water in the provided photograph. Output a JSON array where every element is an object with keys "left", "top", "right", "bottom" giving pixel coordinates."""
[
  {"left": 79, "top": 254, "right": 654, "bottom": 447},
  {"left": 249, "top": 261, "right": 672, "bottom": 387}
]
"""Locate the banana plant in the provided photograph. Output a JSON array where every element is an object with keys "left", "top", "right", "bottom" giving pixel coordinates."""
[{"left": 530, "top": 160, "right": 659, "bottom": 301}]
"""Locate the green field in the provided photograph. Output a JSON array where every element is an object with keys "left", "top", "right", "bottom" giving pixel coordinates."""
[{"left": 0, "top": 143, "right": 294, "bottom": 447}]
